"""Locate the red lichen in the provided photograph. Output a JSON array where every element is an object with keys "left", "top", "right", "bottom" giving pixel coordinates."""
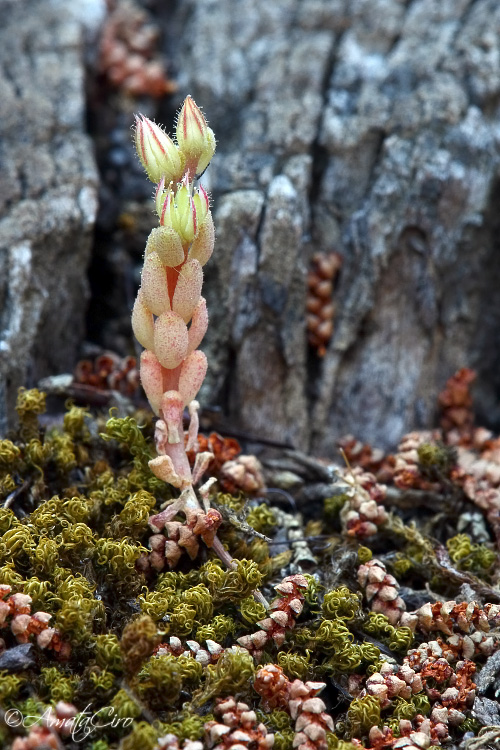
[
  {"left": 74, "top": 351, "right": 139, "bottom": 396},
  {"left": 0, "top": 586, "right": 70, "bottom": 659},
  {"left": 148, "top": 506, "right": 223, "bottom": 570},
  {"left": 306, "top": 251, "right": 342, "bottom": 356},
  {"left": 98, "top": 0, "right": 177, "bottom": 98},
  {"left": 338, "top": 469, "right": 389, "bottom": 539},
  {"left": 205, "top": 697, "right": 274, "bottom": 750},
  {"left": 438, "top": 368, "right": 476, "bottom": 444},
  {"left": 237, "top": 575, "right": 308, "bottom": 659}
]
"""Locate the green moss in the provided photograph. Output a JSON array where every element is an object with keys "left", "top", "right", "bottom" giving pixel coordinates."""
[
  {"left": 357, "top": 546, "right": 372, "bottom": 563},
  {"left": 95, "top": 537, "right": 147, "bottom": 579},
  {"left": 324, "top": 492, "right": 350, "bottom": 520},
  {"left": 194, "top": 646, "right": 255, "bottom": 705},
  {"left": 0, "top": 524, "right": 36, "bottom": 562},
  {"left": 274, "top": 728, "right": 294, "bottom": 750},
  {"left": 447, "top": 534, "right": 496, "bottom": 573},
  {"left": 239, "top": 596, "right": 267, "bottom": 625},
  {"left": 391, "top": 553, "right": 414, "bottom": 578},
  {"left": 199, "top": 558, "right": 264, "bottom": 603},
  {"left": 161, "top": 715, "right": 206, "bottom": 741},
  {"left": 391, "top": 697, "right": 418, "bottom": 721},
  {"left": 107, "top": 490, "right": 157, "bottom": 539},
  {"left": 277, "top": 650, "right": 311, "bottom": 680},
  {"left": 347, "top": 695, "right": 381, "bottom": 737},
  {"left": 196, "top": 614, "right": 236, "bottom": 643},
  {"left": 327, "top": 735, "right": 361, "bottom": 750},
  {"left": 215, "top": 492, "right": 246, "bottom": 512},
  {"left": 95, "top": 634, "right": 124, "bottom": 672},
  {"left": 47, "top": 431, "right": 77, "bottom": 472},
  {"left": 40, "top": 667, "right": 78, "bottom": 703},
  {"left": 120, "top": 721, "right": 162, "bottom": 750},
  {"left": 120, "top": 615, "right": 160, "bottom": 677},
  {"left": 322, "top": 587, "right": 361, "bottom": 622},
  {"left": 110, "top": 688, "right": 142, "bottom": 720},
  {"left": 102, "top": 415, "right": 166, "bottom": 494},
  {"left": 362, "top": 612, "right": 413, "bottom": 652},
  {"left": 16, "top": 387, "right": 46, "bottom": 440},
  {"left": 0, "top": 672, "right": 25, "bottom": 705},
  {"left": 138, "top": 653, "right": 202, "bottom": 708},
  {"left": 0, "top": 474, "right": 17, "bottom": 499},
  {"left": 0, "top": 439, "right": 22, "bottom": 468},
  {"left": 245, "top": 504, "right": 277, "bottom": 534},
  {"left": 63, "top": 404, "right": 91, "bottom": 440},
  {"left": 417, "top": 442, "right": 456, "bottom": 475}
]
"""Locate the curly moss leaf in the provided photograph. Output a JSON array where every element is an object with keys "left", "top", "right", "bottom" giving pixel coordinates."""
[
  {"left": 138, "top": 654, "right": 186, "bottom": 707},
  {"left": 322, "top": 586, "right": 361, "bottom": 621},
  {"left": 95, "top": 634, "right": 124, "bottom": 673},
  {"left": 102, "top": 415, "right": 167, "bottom": 494},
  {"left": 120, "top": 615, "right": 160, "bottom": 677},
  {"left": 16, "top": 388, "right": 46, "bottom": 440},
  {"left": 40, "top": 666, "right": 78, "bottom": 703},
  {"left": 0, "top": 672, "right": 26, "bottom": 705},
  {"left": 196, "top": 614, "right": 236, "bottom": 643},
  {"left": 160, "top": 715, "right": 206, "bottom": 741},
  {"left": 63, "top": 404, "right": 91, "bottom": 440},
  {"left": 120, "top": 721, "right": 163, "bottom": 750},
  {"left": 194, "top": 646, "right": 255, "bottom": 705},
  {"left": 0, "top": 440, "right": 22, "bottom": 469},
  {"left": 245, "top": 504, "right": 277, "bottom": 534},
  {"left": 110, "top": 688, "right": 142, "bottom": 720},
  {"left": 347, "top": 695, "right": 381, "bottom": 737},
  {"left": 239, "top": 596, "right": 267, "bottom": 625},
  {"left": 277, "top": 650, "right": 311, "bottom": 680}
]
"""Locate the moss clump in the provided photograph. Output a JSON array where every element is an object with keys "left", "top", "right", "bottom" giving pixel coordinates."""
[
  {"left": 347, "top": 695, "right": 381, "bottom": 736},
  {"left": 199, "top": 558, "right": 264, "bottom": 603},
  {"left": 277, "top": 650, "right": 311, "bottom": 680},
  {"left": 194, "top": 646, "right": 255, "bottom": 705},
  {"left": 322, "top": 586, "right": 361, "bottom": 622},
  {"left": 239, "top": 596, "right": 267, "bottom": 625},
  {"left": 0, "top": 672, "right": 25, "bottom": 706},
  {"left": 137, "top": 653, "right": 203, "bottom": 709},
  {"left": 196, "top": 614, "right": 236, "bottom": 643},
  {"left": 324, "top": 492, "right": 350, "bottom": 520},
  {"left": 16, "top": 387, "right": 46, "bottom": 440},
  {"left": 446, "top": 533, "right": 496, "bottom": 572},
  {"left": 417, "top": 442, "right": 456, "bottom": 476},
  {"left": 103, "top": 415, "right": 167, "bottom": 494},
  {"left": 95, "top": 634, "right": 124, "bottom": 672},
  {"left": 39, "top": 667, "right": 78, "bottom": 703},
  {"left": 363, "top": 612, "right": 414, "bottom": 652},
  {"left": 120, "top": 615, "right": 160, "bottom": 677},
  {"left": 357, "top": 545, "right": 372, "bottom": 563},
  {"left": 245, "top": 504, "right": 277, "bottom": 534}
]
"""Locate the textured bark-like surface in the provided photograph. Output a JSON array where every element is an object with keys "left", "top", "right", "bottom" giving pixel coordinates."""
[
  {"left": 166, "top": 0, "right": 500, "bottom": 452},
  {"left": 0, "top": 0, "right": 99, "bottom": 433}
]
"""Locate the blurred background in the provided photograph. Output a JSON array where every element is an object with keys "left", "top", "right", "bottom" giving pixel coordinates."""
[{"left": 1, "top": 0, "right": 500, "bottom": 454}]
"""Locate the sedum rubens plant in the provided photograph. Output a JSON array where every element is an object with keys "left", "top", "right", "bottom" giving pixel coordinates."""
[{"left": 132, "top": 97, "right": 255, "bottom": 579}]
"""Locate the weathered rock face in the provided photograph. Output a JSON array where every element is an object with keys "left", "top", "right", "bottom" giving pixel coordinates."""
[
  {"left": 165, "top": 0, "right": 500, "bottom": 452},
  {"left": 0, "top": 0, "right": 99, "bottom": 433}
]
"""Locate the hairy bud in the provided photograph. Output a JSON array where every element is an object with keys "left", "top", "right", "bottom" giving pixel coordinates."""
[
  {"left": 176, "top": 95, "right": 216, "bottom": 176},
  {"left": 134, "top": 114, "right": 184, "bottom": 184}
]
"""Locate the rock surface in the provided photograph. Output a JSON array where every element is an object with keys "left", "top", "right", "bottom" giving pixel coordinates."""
[
  {"left": 0, "top": 0, "right": 99, "bottom": 433},
  {"left": 164, "top": 0, "right": 500, "bottom": 452}
]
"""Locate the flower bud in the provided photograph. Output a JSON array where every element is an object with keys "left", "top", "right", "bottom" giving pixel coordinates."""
[
  {"left": 134, "top": 114, "right": 184, "bottom": 184},
  {"left": 159, "top": 183, "right": 198, "bottom": 244},
  {"left": 176, "top": 96, "right": 216, "bottom": 176}
]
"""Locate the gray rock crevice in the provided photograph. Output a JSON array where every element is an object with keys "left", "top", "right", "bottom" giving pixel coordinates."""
[
  {"left": 164, "top": 0, "right": 500, "bottom": 452},
  {"left": 0, "top": 0, "right": 99, "bottom": 433}
]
